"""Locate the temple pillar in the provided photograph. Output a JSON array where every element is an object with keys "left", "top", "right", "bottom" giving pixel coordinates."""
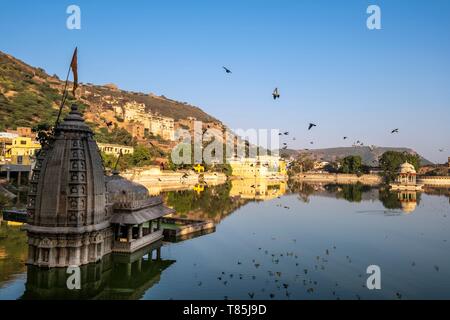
[
  {"left": 28, "top": 245, "right": 35, "bottom": 264},
  {"left": 157, "top": 218, "right": 161, "bottom": 231},
  {"left": 138, "top": 224, "right": 143, "bottom": 238},
  {"left": 18, "top": 171, "right": 21, "bottom": 186},
  {"left": 82, "top": 244, "right": 89, "bottom": 265},
  {"left": 127, "top": 225, "right": 132, "bottom": 242}
]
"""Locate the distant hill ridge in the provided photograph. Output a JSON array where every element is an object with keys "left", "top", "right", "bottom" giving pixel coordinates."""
[
  {"left": 0, "top": 50, "right": 219, "bottom": 131},
  {"left": 281, "top": 146, "right": 434, "bottom": 165}
]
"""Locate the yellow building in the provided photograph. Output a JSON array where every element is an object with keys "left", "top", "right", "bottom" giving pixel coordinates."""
[
  {"left": 97, "top": 143, "right": 134, "bottom": 157},
  {"left": 5, "top": 137, "right": 41, "bottom": 165},
  {"left": 228, "top": 155, "right": 287, "bottom": 179},
  {"left": 230, "top": 179, "right": 287, "bottom": 201}
]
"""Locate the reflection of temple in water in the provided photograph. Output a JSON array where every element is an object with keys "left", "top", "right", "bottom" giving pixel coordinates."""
[
  {"left": 21, "top": 240, "right": 175, "bottom": 300},
  {"left": 230, "top": 179, "right": 287, "bottom": 201},
  {"left": 397, "top": 191, "right": 418, "bottom": 214}
]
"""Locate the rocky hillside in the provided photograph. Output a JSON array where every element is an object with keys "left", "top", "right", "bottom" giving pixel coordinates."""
[
  {"left": 0, "top": 50, "right": 219, "bottom": 131},
  {"left": 283, "top": 146, "right": 433, "bottom": 165}
]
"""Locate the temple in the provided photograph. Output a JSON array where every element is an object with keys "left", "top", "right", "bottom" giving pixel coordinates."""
[{"left": 25, "top": 104, "right": 173, "bottom": 268}]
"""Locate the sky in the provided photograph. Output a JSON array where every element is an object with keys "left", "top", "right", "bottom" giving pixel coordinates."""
[{"left": 0, "top": 0, "right": 449, "bottom": 163}]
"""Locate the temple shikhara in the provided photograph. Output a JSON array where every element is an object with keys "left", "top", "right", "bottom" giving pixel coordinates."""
[{"left": 25, "top": 104, "right": 173, "bottom": 268}]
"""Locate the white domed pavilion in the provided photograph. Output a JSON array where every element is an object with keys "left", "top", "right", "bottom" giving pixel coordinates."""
[{"left": 390, "top": 161, "right": 423, "bottom": 191}]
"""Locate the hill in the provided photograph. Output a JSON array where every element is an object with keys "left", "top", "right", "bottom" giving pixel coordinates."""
[
  {"left": 281, "top": 146, "right": 434, "bottom": 166},
  {"left": 0, "top": 50, "right": 219, "bottom": 131}
]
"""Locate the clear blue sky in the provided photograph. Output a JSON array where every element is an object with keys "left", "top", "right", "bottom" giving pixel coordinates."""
[{"left": 1, "top": 0, "right": 449, "bottom": 163}]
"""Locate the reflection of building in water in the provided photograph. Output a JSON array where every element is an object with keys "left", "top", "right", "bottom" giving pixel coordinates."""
[
  {"left": 143, "top": 179, "right": 225, "bottom": 196},
  {"left": 397, "top": 191, "right": 418, "bottom": 214},
  {"left": 228, "top": 156, "right": 287, "bottom": 179},
  {"left": 25, "top": 105, "right": 173, "bottom": 268},
  {"left": 0, "top": 221, "right": 28, "bottom": 285},
  {"left": 390, "top": 161, "right": 423, "bottom": 191},
  {"left": 193, "top": 184, "right": 204, "bottom": 194},
  {"left": 21, "top": 240, "right": 175, "bottom": 300},
  {"left": 230, "top": 179, "right": 287, "bottom": 200}
]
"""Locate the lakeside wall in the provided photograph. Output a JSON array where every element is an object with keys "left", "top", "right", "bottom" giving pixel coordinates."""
[
  {"left": 291, "top": 173, "right": 383, "bottom": 185},
  {"left": 121, "top": 166, "right": 227, "bottom": 185},
  {"left": 418, "top": 176, "right": 450, "bottom": 186},
  {"left": 292, "top": 173, "right": 450, "bottom": 187}
]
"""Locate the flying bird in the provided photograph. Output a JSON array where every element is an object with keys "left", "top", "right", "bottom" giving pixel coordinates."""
[
  {"left": 223, "top": 66, "right": 232, "bottom": 74},
  {"left": 343, "top": 136, "right": 348, "bottom": 140},
  {"left": 391, "top": 128, "right": 399, "bottom": 134},
  {"left": 272, "top": 88, "right": 280, "bottom": 100},
  {"left": 308, "top": 123, "right": 316, "bottom": 130}
]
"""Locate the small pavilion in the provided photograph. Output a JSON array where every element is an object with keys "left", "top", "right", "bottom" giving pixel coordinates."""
[
  {"left": 107, "top": 172, "right": 174, "bottom": 253},
  {"left": 390, "top": 161, "right": 423, "bottom": 191}
]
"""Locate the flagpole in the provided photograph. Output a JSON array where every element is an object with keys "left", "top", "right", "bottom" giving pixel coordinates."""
[
  {"left": 55, "top": 47, "right": 77, "bottom": 128},
  {"left": 54, "top": 64, "right": 72, "bottom": 128}
]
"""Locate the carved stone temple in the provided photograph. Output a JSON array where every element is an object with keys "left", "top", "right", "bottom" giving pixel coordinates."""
[{"left": 26, "top": 104, "right": 174, "bottom": 268}]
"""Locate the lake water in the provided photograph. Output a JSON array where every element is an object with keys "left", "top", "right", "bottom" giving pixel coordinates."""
[{"left": 1, "top": 181, "right": 449, "bottom": 300}]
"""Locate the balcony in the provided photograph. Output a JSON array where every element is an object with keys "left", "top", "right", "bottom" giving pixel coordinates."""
[{"left": 112, "top": 229, "right": 163, "bottom": 253}]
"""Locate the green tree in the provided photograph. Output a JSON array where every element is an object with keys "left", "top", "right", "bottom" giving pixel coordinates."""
[
  {"left": 131, "top": 145, "right": 154, "bottom": 166},
  {"left": 93, "top": 126, "right": 136, "bottom": 146},
  {"left": 288, "top": 154, "right": 315, "bottom": 175},
  {"left": 339, "top": 155, "right": 363, "bottom": 175},
  {"left": 379, "top": 151, "right": 421, "bottom": 183}
]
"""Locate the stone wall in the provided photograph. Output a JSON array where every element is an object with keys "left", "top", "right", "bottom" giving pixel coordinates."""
[
  {"left": 418, "top": 176, "right": 450, "bottom": 186},
  {"left": 292, "top": 173, "right": 382, "bottom": 185}
]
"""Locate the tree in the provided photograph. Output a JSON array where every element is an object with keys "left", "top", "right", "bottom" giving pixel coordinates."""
[
  {"left": 131, "top": 145, "right": 154, "bottom": 166},
  {"left": 32, "top": 122, "right": 53, "bottom": 150},
  {"left": 94, "top": 126, "right": 136, "bottom": 146},
  {"left": 379, "top": 151, "right": 421, "bottom": 183},
  {"left": 288, "top": 154, "right": 314, "bottom": 175},
  {"left": 339, "top": 155, "right": 362, "bottom": 175}
]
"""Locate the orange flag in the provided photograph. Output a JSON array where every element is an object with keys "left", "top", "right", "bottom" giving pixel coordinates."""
[{"left": 70, "top": 47, "right": 78, "bottom": 96}]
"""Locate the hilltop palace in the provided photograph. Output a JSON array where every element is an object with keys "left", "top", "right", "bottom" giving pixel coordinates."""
[{"left": 25, "top": 104, "right": 174, "bottom": 268}]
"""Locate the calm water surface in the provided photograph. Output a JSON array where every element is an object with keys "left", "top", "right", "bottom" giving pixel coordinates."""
[{"left": 1, "top": 182, "right": 449, "bottom": 300}]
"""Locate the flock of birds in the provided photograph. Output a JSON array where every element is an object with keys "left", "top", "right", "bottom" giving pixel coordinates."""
[
  {"left": 177, "top": 191, "right": 450, "bottom": 300},
  {"left": 186, "top": 227, "right": 447, "bottom": 300},
  {"left": 221, "top": 66, "right": 445, "bottom": 154}
]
